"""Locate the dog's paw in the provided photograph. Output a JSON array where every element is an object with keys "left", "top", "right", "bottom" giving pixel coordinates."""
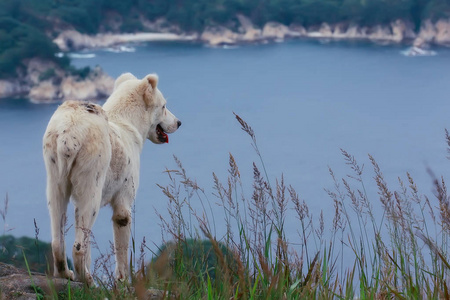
[
  {"left": 115, "top": 271, "right": 130, "bottom": 285},
  {"left": 56, "top": 269, "right": 74, "bottom": 281},
  {"left": 75, "top": 271, "right": 95, "bottom": 287},
  {"left": 85, "top": 273, "right": 95, "bottom": 287},
  {"left": 67, "top": 270, "right": 75, "bottom": 281}
]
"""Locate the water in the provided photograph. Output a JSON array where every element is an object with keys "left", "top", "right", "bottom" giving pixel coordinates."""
[{"left": 1, "top": 40, "right": 450, "bottom": 269}]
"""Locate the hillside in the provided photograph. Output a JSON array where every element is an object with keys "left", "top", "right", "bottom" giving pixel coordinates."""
[{"left": 1, "top": 0, "right": 450, "bottom": 100}]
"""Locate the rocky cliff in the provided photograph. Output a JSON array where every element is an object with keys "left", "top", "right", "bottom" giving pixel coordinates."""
[
  {"left": 0, "top": 262, "right": 172, "bottom": 299},
  {"left": 199, "top": 15, "right": 450, "bottom": 47},
  {"left": 50, "top": 15, "right": 450, "bottom": 50},
  {"left": 0, "top": 262, "right": 83, "bottom": 299},
  {"left": 0, "top": 58, "right": 114, "bottom": 102}
]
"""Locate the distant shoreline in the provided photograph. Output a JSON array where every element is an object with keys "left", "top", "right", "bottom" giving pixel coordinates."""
[
  {"left": 53, "top": 31, "right": 198, "bottom": 52},
  {"left": 53, "top": 17, "right": 450, "bottom": 52},
  {"left": 2, "top": 17, "right": 449, "bottom": 102}
]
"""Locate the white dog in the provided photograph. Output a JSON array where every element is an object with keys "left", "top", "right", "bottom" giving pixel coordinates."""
[{"left": 43, "top": 73, "right": 181, "bottom": 285}]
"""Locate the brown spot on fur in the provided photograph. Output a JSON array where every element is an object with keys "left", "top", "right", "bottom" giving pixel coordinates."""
[
  {"left": 51, "top": 157, "right": 56, "bottom": 164},
  {"left": 56, "top": 260, "right": 66, "bottom": 273},
  {"left": 115, "top": 216, "right": 129, "bottom": 227},
  {"left": 82, "top": 102, "right": 101, "bottom": 115},
  {"left": 93, "top": 211, "right": 96, "bottom": 217}
]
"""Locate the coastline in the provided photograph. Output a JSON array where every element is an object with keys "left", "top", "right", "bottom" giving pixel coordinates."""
[
  {"left": 53, "top": 31, "right": 198, "bottom": 52},
  {"left": 2, "top": 16, "right": 450, "bottom": 103},
  {"left": 0, "top": 60, "right": 114, "bottom": 103},
  {"left": 53, "top": 16, "right": 450, "bottom": 51}
]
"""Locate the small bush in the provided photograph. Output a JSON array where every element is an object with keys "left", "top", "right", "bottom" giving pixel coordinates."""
[
  {"left": 38, "top": 68, "right": 55, "bottom": 82},
  {"left": 150, "top": 239, "right": 236, "bottom": 282},
  {"left": 67, "top": 66, "right": 91, "bottom": 81},
  {"left": 0, "top": 235, "right": 51, "bottom": 273},
  {"left": 120, "top": 18, "right": 144, "bottom": 33}
]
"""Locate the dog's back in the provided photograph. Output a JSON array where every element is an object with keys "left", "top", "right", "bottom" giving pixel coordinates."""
[{"left": 43, "top": 101, "right": 111, "bottom": 185}]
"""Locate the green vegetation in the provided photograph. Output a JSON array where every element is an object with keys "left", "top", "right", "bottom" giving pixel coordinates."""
[
  {"left": 3, "top": 0, "right": 449, "bottom": 34},
  {"left": 0, "top": 16, "right": 68, "bottom": 78},
  {"left": 150, "top": 239, "right": 236, "bottom": 282},
  {"left": 0, "top": 235, "right": 51, "bottom": 273}
]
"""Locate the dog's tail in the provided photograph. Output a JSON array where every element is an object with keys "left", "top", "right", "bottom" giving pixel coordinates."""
[
  {"left": 44, "top": 101, "right": 108, "bottom": 184},
  {"left": 55, "top": 132, "right": 80, "bottom": 181}
]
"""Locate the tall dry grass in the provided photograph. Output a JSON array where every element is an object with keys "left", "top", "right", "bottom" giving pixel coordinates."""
[{"left": 140, "top": 113, "right": 450, "bottom": 299}]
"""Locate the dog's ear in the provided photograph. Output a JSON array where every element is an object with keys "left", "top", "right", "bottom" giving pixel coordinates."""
[
  {"left": 114, "top": 73, "right": 137, "bottom": 90},
  {"left": 145, "top": 74, "right": 158, "bottom": 90},
  {"left": 140, "top": 74, "right": 159, "bottom": 107},
  {"left": 139, "top": 74, "right": 159, "bottom": 92}
]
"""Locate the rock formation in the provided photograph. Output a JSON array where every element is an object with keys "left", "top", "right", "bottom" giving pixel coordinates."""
[
  {"left": 200, "top": 26, "right": 240, "bottom": 46},
  {"left": 29, "top": 67, "right": 114, "bottom": 102},
  {"left": 0, "top": 58, "right": 114, "bottom": 102},
  {"left": 0, "top": 262, "right": 172, "bottom": 299},
  {"left": 0, "top": 262, "right": 83, "bottom": 300},
  {"left": 262, "top": 22, "right": 291, "bottom": 40}
]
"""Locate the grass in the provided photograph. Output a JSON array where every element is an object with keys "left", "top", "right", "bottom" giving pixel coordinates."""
[
  {"left": 141, "top": 113, "right": 450, "bottom": 299},
  {"left": 2, "top": 114, "right": 450, "bottom": 299}
]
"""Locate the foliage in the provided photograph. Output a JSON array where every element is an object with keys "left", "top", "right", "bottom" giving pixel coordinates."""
[
  {"left": 38, "top": 68, "right": 56, "bottom": 82},
  {"left": 0, "top": 17, "right": 65, "bottom": 78},
  {"left": 150, "top": 239, "right": 236, "bottom": 282},
  {"left": 133, "top": 0, "right": 449, "bottom": 29},
  {"left": 68, "top": 66, "right": 91, "bottom": 80},
  {"left": 0, "top": 235, "right": 51, "bottom": 273},
  {"left": 2, "top": 0, "right": 450, "bottom": 36},
  {"left": 120, "top": 18, "right": 144, "bottom": 33}
]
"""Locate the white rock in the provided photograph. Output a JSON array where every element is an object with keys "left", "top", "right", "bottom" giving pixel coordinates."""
[{"left": 262, "top": 22, "right": 290, "bottom": 39}]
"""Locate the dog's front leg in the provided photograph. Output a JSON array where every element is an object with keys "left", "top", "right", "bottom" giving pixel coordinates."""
[{"left": 112, "top": 203, "right": 132, "bottom": 281}]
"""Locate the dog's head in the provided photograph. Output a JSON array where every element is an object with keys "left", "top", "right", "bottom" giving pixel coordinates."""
[{"left": 114, "top": 73, "right": 181, "bottom": 144}]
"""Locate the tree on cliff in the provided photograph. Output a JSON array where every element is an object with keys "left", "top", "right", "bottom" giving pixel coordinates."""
[{"left": 0, "top": 1, "right": 69, "bottom": 79}]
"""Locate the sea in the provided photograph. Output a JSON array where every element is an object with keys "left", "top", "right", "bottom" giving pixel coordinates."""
[{"left": 1, "top": 39, "right": 450, "bottom": 272}]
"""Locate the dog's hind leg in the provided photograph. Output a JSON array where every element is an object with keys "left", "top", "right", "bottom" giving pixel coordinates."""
[
  {"left": 71, "top": 187, "right": 102, "bottom": 286},
  {"left": 47, "top": 175, "right": 74, "bottom": 280},
  {"left": 112, "top": 202, "right": 132, "bottom": 281}
]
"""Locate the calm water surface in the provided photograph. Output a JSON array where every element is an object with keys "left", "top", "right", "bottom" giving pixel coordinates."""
[{"left": 1, "top": 40, "right": 450, "bottom": 266}]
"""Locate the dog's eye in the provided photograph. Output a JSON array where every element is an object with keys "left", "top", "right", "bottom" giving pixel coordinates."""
[{"left": 162, "top": 105, "right": 166, "bottom": 110}]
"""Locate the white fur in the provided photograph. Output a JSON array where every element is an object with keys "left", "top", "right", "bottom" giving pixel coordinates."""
[{"left": 43, "top": 73, "right": 180, "bottom": 285}]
